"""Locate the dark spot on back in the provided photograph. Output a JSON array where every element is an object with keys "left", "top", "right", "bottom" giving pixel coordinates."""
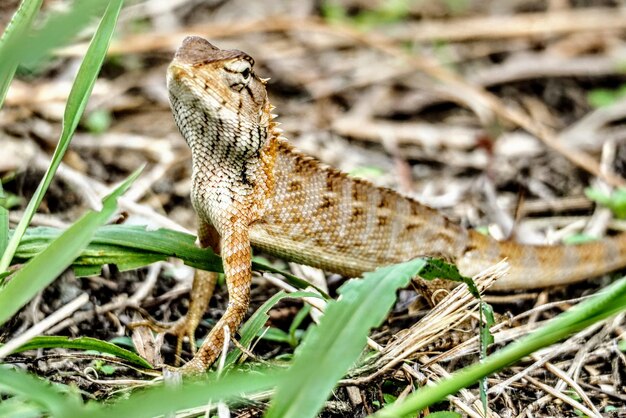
[
  {"left": 326, "top": 172, "right": 342, "bottom": 194},
  {"left": 406, "top": 223, "right": 421, "bottom": 232},
  {"left": 319, "top": 196, "right": 334, "bottom": 210},
  {"left": 351, "top": 207, "right": 364, "bottom": 221},
  {"left": 288, "top": 180, "right": 302, "bottom": 192}
]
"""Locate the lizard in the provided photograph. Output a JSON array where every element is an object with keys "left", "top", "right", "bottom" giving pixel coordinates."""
[{"left": 165, "top": 36, "right": 626, "bottom": 374}]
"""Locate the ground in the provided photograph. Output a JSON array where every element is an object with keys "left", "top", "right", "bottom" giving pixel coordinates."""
[{"left": 1, "top": 0, "right": 626, "bottom": 417}]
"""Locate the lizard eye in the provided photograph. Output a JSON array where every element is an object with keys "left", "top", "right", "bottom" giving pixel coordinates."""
[{"left": 224, "top": 59, "right": 252, "bottom": 85}]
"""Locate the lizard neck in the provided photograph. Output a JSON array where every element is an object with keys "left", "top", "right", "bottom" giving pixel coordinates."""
[{"left": 184, "top": 112, "right": 279, "bottom": 232}]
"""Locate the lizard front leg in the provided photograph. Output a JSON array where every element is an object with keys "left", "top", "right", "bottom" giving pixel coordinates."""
[
  {"left": 166, "top": 220, "right": 221, "bottom": 362},
  {"left": 130, "top": 221, "right": 219, "bottom": 365},
  {"left": 180, "top": 225, "right": 252, "bottom": 374}
]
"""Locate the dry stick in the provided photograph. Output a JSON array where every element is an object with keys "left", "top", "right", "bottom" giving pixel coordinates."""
[
  {"left": 487, "top": 322, "right": 605, "bottom": 396},
  {"left": 48, "top": 263, "right": 163, "bottom": 335},
  {"left": 439, "top": 294, "right": 599, "bottom": 362},
  {"left": 48, "top": 296, "right": 130, "bottom": 335},
  {"left": 58, "top": 8, "right": 626, "bottom": 57},
  {"left": 383, "top": 7, "right": 626, "bottom": 42},
  {"left": 417, "top": 360, "right": 496, "bottom": 418},
  {"left": 516, "top": 393, "right": 553, "bottom": 418},
  {"left": 346, "top": 29, "right": 624, "bottom": 188},
  {"left": 0, "top": 293, "right": 90, "bottom": 358},
  {"left": 470, "top": 53, "right": 626, "bottom": 88},
  {"left": 532, "top": 354, "right": 602, "bottom": 417},
  {"left": 524, "top": 376, "right": 600, "bottom": 418},
  {"left": 556, "top": 321, "right": 612, "bottom": 392}
]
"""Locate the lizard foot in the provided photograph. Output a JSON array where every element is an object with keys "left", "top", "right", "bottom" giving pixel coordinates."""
[
  {"left": 131, "top": 270, "right": 218, "bottom": 366},
  {"left": 130, "top": 314, "right": 201, "bottom": 365}
]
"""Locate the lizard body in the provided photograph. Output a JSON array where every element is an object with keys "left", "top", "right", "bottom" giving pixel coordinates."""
[{"left": 167, "top": 36, "right": 626, "bottom": 373}]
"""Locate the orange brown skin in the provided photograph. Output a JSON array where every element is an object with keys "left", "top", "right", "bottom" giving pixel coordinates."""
[{"left": 167, "top": 36, "right": 626, "bottom": 373}]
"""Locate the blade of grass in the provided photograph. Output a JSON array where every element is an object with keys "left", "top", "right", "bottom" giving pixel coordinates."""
[
  {"left": 0, "top": 395, "right": 44, "bottom": 418},
  {"left": 0, "top": 0, "right": 124, "bottom": 273},
  {"left": 0, "top": 365, "right": 84, "bottom": 417},
  {"left": 13, "top": 225, "right": 325, "bottom": 295},
  {"left": 265, "top": 258, "right": 427, "bottom": 418},
  {"left": 224, "top": 290, "right": 322, "bottom": 368},
  {"left": 0, "top": 0, "right": 43, "bottom": 108},
  {"left": 0, "top": 167, "right": 141, "bottom": 327},
  {"left": 86, "top": 368, "right": 285, "bottom": 418},
  {"left": 9, "top": 336, "right": 152, "bottom": 369},
  {"left": 372, "top": 275, "right": 626, "bottom": 417},
  {"left": 0, "top": 182, "right": 8, "bottom": 260},
  {"left": 0, "top": 0, "right": 111, "bottom": 76}
]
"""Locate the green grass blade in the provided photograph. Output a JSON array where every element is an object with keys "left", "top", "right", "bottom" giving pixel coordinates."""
[
  {"left": 0, "top": 0, "right": 111, "bottom": 72},
  {"left": 0, "top": 182, "right": 8, "bottom": 260},
  {"left": 13, "top": 225, "right": 322, "bottom": 294},
  {"left": 0, "top": 0, "right": 43, "bottom": 108},
  {"left": 372, "top": 275, "right": 626, "bottom": 417},
  {"left": 0, "top": 0, "right": 124, "bottom": 273},
  {"left": 0, "top": 395, "right": 45, "bottom": 418},
  {"left": 0, "top": 167, "right": 141, "bottom": 327},
  {"left": 265, "top": 258, "right": 427, "bottom": 418},
  {"left": 10, "top": 336, "right": 152, "bottom": 369},
  {"left": 0, "top": 366, "right": 84, "bottom": 417},
  {"left": 225, "top": 290, "right": 323, "bottom": 368},
  {"left": 87, "top": 369, "right": 284, "bottom": 418}
]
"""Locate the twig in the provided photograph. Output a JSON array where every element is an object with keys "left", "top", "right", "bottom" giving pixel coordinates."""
[
  {"left": 0, "top": 293, "right": 90, "bottom": 358},
  {"left": 524, "top": 376, "right": 599, "bottom": 418}
]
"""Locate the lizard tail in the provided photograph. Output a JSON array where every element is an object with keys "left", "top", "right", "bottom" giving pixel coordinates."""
[{"left": 457, "top": 230, "right": 626, "bottom": 290}]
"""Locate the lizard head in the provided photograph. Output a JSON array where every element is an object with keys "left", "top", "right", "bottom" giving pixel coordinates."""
[{"left": 167, "top": 36, "right": 272, "bottom": 160}]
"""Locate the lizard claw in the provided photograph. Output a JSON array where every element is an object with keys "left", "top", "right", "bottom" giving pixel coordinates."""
[
  {"left": 129, "top": 315, "right": 199, "bottom": 365},
  {"left": 130, "top": 270, "right": 218, "bottom": 366}
]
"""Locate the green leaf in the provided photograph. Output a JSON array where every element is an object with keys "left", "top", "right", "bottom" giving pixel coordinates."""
[
  {"left": 9, "top": 336, "right": 152, "bottom": 369},
  {"left": 288, "top": 304, "right": 311, "bottom": 347},
  {"left": 0, "top": 365, "right": 84, "bottom": 417},
  {"left": 585, "top": 187, "right": 626, "bottom": 219},
  {"left": 2, "top": 0, "right": 111, "bottom": 71},
  {"left": 13, "top": 225, "right": 324, "bottom": 296},
  {"left": 87, "top": 368, "right": 284, "bottom": 418},
  {"left": 427, "top": 412, "right": 462, "bottom": 418},
  {"left": 587, "top": 86, "right": 626, "bottom": 108},
  {"left": 265, "top": 258, "right": 427, "bottom": 418},
  {"left": 0, "top": 0, "right": 123, "bottom": 273},
  {"left": 0, "top": 395, "right": 44, "bottom": 418},
  {"left": 83, "top": 109, "right": 113, "bottom": 133},
  {"left": 348, "top": 166, "right": 385, "bottom": 179},
  {"left": 420, "top": 258, "right": 480, "bottom": 298},
  {"left": 0, "top": 0, "right": 43, "bottom": 108},
  {"left": 0, "top": 167, "right": 141, "bottom": 326},
  {"left": 259, "top": 327, "right": 291, "bottom": 343},
  {"left": 224, "top": 290, "right": 322, "bottom": 368},
  {"left": 562, "top": 233, "right": 598, "bottom": 245},
  {"left": 0, "top": 191, "right": 21, "bottom": 210},
  {"left": 480, "top": 303, "right": 495, "bottom": 347},
  {"left": 0, "top": 182, "right": 8, "bottom": 263}
]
